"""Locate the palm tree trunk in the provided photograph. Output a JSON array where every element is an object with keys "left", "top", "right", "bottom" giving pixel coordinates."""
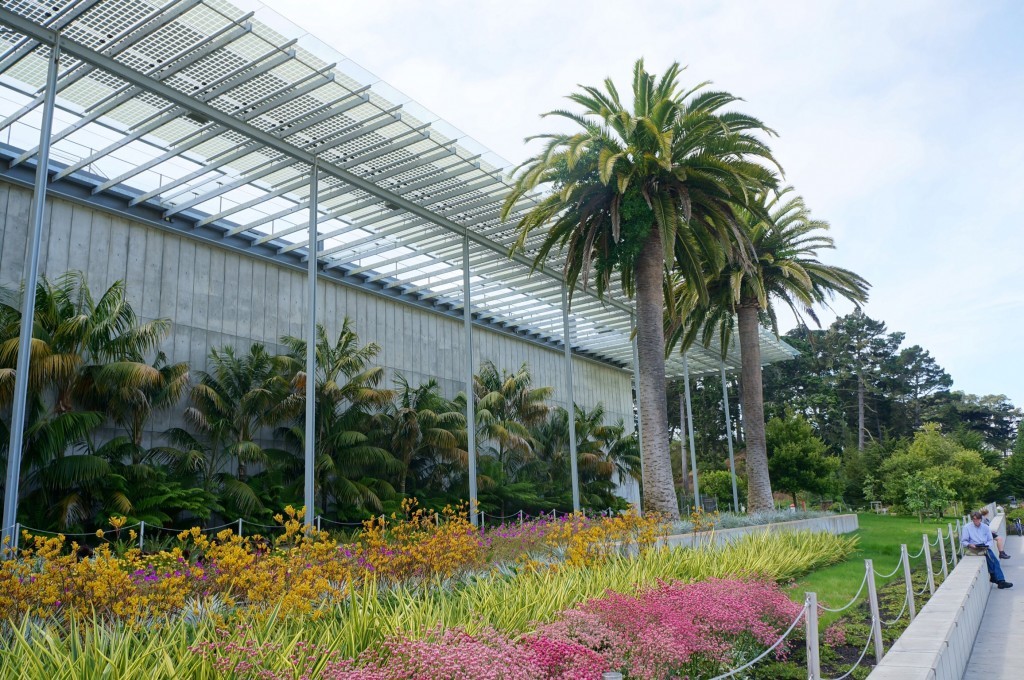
[
  {"left": 737, "top": 303, "right": 774, "bottom": 512},
  {"left": 634, "top": 227, "right": 679, "bottom": 519}
]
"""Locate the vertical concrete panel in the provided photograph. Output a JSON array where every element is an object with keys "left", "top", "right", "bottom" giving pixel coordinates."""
[
  {"left": 236, "top": 256, "right": 253, "bottom": 339},
  {"left": 221, "top": 252, "right": 238, "bottom": 337},
  {"left": 43, "top": 198, "right": 73, "bottom": 277},
  {"left": 124, "top": 222, "right": 146, "bottom": 310},
  {"left": 157, "top": 236, "right": 179, "bottom": 322},
  {"left": 0, "top": 185, "right": 29, "bottom": 286},
  {"left": 192, "top": 246, "right": 211, "bottom": 337},
  {"left": 139, "top": 225, "right": 162, "bottom": 320},
  {"left": 258, "top": 261, "right": 273, "bottom": 343},
  {"left": 291, "top": 269, "right": 303, "bottom": 340},
  {"left": 175, "top": 241, "right": 196, "bottom": 328},
  {"left": 86, "top": 212, "right": 112, "bottom": 290},
  {"left": 206, "top": 248, "right": 225, "bottom": 334},
  {"left": 106, "top": 217, "right": 129, "bottom": 291},
  {"left": 272, "top": 265, "right": 287, "bottom": 343},
  {"left": 65, "top": 203, "right": 93, "bottom": 274}
]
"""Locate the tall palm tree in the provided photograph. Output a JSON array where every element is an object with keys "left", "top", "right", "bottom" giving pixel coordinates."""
[
  {"left": 279, "top": 320, "right": 398, "bottom": 514},
  {"left": 667, "top": 188, "right": 869, "bottom": 511},
  {"left": 0, "top": 272, "right": 172, "bottom": 529},
  {"left": 377, "top": 375, "right": 465, "bottom": 495},
  {"left": 457, "top": 361, "right": 551, "bottom": 514},
  {"left": 503, "top": 60, "right": 778, "bottom": 517},
  {"left": 168, "top": 344, "right": 292, "bottom": 519}
]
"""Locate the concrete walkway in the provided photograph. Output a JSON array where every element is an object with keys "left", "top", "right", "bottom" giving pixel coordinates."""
[{"left": 962, "top": 533, "right": 1024, "bottom": 679}]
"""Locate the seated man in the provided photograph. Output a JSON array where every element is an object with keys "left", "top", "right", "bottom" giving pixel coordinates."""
[
  {"left": 962, "top": 511, "right": 1013, "bottom": 589},
  {"left": 980, "top": 508, "right": 1010, "bottom": 559}
]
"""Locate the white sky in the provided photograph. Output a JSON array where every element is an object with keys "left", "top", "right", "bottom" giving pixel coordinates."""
[{"left": 262, "top": 0, "right": 1024, "bottom": 407}]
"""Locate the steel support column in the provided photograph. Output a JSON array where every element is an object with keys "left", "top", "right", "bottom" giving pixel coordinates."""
[
  {"left": 631, "top": 316, "right": 644, "bottom": 511},
  {"left": 562, "top": 285, "right": 580, "bottom": 514},
  {"left": 2, "top": 37, "right": 61, "bottom": 555},
  {"left": 463, "top": 234, "right": 478, "bottom": 526},
  {"left": 304, "top": 162, "right": 318, "bottom": 529},
  {"left": 683, "top": 354, "right": 699, "bottom": 511},
  {"left": 720, "top": 361, "right": 740, "bottom": 513}
]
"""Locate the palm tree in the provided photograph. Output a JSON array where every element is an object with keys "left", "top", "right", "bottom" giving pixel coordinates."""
[
  {"left": 0, "top": 272, "right": 173, "bottom": 529},
  {"left": 279, "top": 320, "right": 398, "bottom": 515},
  {"left": 667, "top": 188, "right": 869, "bottom": 511},
  {"left": 503, "top": 60, "right": 778, "bottom": 517},
  {"left": 377, "top": 375, "right": 465, "bottom": 496},
  {"left": 168, "top": 343, "right": 292, "bottom": 519},
  {"left": 457, "top": 361, "right": 551, "bottom": 514}
]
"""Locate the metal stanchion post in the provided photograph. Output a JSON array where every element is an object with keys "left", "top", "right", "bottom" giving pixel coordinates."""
[
  {"left": 938, "top": 529, "right": 948, "bottom": 579},
  {"left": 805, "top": 592, "right": 821, "bottom": 680},
  {"left": 518, "top": 510, "right": 523, "bottom": 525},
  {"left": 139, "top": 521, "right": 145, "bottom": 551},
  {"left": 923, "top": 534, "right": 935, "bottom": 595},
  {"left": 865, "top": 560, "right": 884, "bottom": 663},
  {"left": 948, "top": 523, "right": 958, "bottom": 567},
  {"left": 316, "top": 515, "right": 321, "bottom": 532},
  {"left": 238, "top": 518, "right": 243, "bottom": 536},
  {"left": 901, "top": 544, "right": 916, "bottom": 621}
]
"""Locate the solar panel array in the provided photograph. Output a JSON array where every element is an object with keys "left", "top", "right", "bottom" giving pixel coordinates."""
[{"left": 0, "top": 0, "right": 797, "bottom": 376}]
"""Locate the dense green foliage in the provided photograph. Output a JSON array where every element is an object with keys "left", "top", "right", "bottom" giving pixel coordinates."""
[
  {"left": 0, "top": 275, "right": 639, "bottom": 534},
  {"left": 674, "top": 308, "right": 1021, "bottom": 510}
]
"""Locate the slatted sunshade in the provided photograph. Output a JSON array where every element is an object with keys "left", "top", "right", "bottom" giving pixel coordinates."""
[{"left": 0, "top": 0, "right": 797, "bottom": 377}]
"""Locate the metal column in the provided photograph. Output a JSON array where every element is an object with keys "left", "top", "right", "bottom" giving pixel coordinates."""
[
  {"left": 303, "top": 161, "right": 318, "bottom": 529},
  {"left": 562, "top": 284, "right": 580, "bottom": 514},
  {"left": 682, "top": 354, "right": 699, "bottom": 512},
  {"left": 720, "top": 361, "right": 740, "bottom": 513},
  {"left": 2, "top": 38, "right": 61, "bottom": 554},
  {"left": 630, "top": 315, "right": 644, "bottom": 511},
  {"left": 462, "top": 234, "right": 479, "bottom": 526}
]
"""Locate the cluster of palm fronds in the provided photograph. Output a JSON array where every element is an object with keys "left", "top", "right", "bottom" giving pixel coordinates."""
[{"left": 0, "top": 273, "right": 639, "bottom": 535}]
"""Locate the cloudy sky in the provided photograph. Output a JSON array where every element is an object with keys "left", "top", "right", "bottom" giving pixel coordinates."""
[{"left": 262, "top": 0, "right": 1024, "bottom": 407}]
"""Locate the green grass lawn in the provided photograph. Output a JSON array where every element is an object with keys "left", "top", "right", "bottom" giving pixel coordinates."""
[{"left": 789, "top": 512, "right": 958, "bottom": 626}]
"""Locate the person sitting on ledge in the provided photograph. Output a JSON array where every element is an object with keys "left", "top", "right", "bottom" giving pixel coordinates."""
[
  {"left": 962, "top": 510, "right": 1013, "bottom": 589},
  {"left": 980, "top": 508, "right": 1011, "bottom": 559}
]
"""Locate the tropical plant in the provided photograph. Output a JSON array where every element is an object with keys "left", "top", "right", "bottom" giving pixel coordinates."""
[
  {"left": 503, "top": 59, "right": 779, "bottom": 517},
  {"left": 668, "top": 188, "right": 869, "bottom": 511},
  {"left": 278, "top": 320, "right": 398, "bottom": 516},
  {"left": 458, "top": 361, "right": 551, "bottom": 513},
  {"left": 0, "top": 272, "right": 173, "bottom": 529},
  {"left": 165, "top": 343, "right": 292, "bottom": 520},
  {"left": 376, "top": 374, "right": 466, "bottom": 495}
]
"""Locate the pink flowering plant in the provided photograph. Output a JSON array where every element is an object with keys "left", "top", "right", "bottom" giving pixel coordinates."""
[{"left": 187, "top": 578, "right": 802, "bottom": 679}]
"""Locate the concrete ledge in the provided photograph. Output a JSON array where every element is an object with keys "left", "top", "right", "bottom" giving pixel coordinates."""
[
  {"left": 868, "top": 508, "right": 1002, "bottom": 680},
  {"left": 660, "top": 513, "right": 859, "bottom": 549}
]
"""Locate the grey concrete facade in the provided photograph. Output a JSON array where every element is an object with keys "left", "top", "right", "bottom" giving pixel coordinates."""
[{"left": 0, "top": 181, "right": 638, "bottom": 470}]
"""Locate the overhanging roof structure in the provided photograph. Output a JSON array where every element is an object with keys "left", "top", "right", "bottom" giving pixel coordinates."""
[{"left": 0, "top": 0, "right": 796, "bottom": 377}]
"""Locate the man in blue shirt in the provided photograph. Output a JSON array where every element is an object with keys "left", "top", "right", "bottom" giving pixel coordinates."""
[{"left": 962, "top": 511, "right": 1013, "bottom": 589}]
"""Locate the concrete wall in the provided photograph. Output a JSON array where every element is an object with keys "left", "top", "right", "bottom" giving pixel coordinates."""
[
  {"left": 660, "top": 513, "right": 859, "bottom": 549},
  {"left": 867, "top": 509, "right": 1002, "bottom": 680},
  {"left": 0, "top": 181, "right": 637, "bottom": 491}
]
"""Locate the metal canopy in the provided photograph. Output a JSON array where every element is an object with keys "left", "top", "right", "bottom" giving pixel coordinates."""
[{"left": 0, "top": 0, "right": 796, "bottom": 378}]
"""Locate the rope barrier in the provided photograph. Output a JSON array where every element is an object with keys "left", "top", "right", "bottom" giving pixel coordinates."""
[
  {"left": 707, "top": 603, "right": 806, "bottom": 680},
  {"left": 881, "top": 595, "right": 909, "bottom": 627},
  {"left": 18, "top": 523, "right": 141, "bottom": 537},
  {"left": 916, "top": 582, "right": 929, "bottom": 596},
  {"left": 820, "top": 571, "right": 869, "bottom": 613},
  {"left": 873, "top": 554, "right": 904, "bottom": 579},
  {"left": 317, "top": 517, "right": 366, "bottom": 527},
  {"left": 823, "top": 620, "right": 876, "bottom": 680},
  {"left": 908, "top": 544, "right": 926, "bottom": 560}
]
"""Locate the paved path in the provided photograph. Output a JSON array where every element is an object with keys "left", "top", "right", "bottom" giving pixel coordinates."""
[{"left": 962, "top": 533, "right": 1024, "bottom": 679}]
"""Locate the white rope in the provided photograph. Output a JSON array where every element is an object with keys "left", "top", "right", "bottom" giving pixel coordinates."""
[
  {"left": 916, "top": 582, "right": 929, "bottom": 596},
  {"left": 881, "top": 595, "right": 909, "bottom": 627},
  {"left": 874, "top": 554, "right": 904, "bottom": 579},
  {"left": 824, "top": 619, "right": 876, "bottom": 680},
  {"left": 821, "top": 570, "right": 869, "bottom": 613},
  {"left": 19, "top": 523, "right": 141, "bottom": 537},
  {"left": 908, "top": 544, "right": 926, "bottom": 559},
  {"left": 707, "top": 603, "right": 806, "bottom": 680}
]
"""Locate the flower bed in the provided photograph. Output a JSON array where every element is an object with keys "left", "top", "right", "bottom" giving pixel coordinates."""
[{"left": 189, "top": 578, "right": 802, "bottom": 680}]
